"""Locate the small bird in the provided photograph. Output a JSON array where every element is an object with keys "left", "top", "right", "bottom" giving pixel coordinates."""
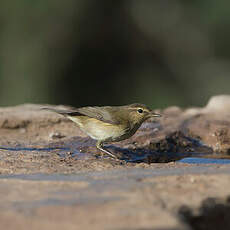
[{"left": 43, "top": 104, "right": 161, "bottom": 158}]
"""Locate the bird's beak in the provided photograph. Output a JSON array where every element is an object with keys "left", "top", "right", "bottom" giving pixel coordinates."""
[{"left": 150, "top": 111, "right": 162, "bottom": 117}]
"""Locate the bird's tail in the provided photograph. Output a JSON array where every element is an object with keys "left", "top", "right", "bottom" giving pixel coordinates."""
[{"left": 41, "top": 107, "right": 77, "bottom": 116}]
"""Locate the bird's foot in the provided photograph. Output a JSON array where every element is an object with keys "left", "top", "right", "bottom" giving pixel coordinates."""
[{"left": 96, "top": 141, "right": 117, "bottom": 158}]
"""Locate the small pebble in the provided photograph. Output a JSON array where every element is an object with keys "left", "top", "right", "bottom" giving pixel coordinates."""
[{"left": 49, "top": 132, "right": 65, "bottom": 139}]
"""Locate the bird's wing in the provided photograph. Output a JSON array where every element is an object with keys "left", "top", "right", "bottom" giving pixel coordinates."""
[
  {"left": 75, "top": 106, "right": 119, "bottom": 125},
  {"left": 43, "top": 107, "right": 119, "bottom": 125}
]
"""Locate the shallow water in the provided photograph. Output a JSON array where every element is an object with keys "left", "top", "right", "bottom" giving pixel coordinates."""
[
  {"left": 178, "top": 157, "right": 230, "bottom": 164},
  {"left": 1, "top": 144, "right": 230, "bottom": 164},
  {"left": 0, "top": 146, "right": 68, "bottom": 152}
]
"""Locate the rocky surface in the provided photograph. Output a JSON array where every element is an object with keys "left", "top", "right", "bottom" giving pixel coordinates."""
[{"left": 0, "top": 95, "right": 230, "bottom": 229}]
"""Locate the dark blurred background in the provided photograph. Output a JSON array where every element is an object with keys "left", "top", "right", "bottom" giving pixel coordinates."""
[{"left": 0, "top": 0, "right": 230, "bottom": 109}]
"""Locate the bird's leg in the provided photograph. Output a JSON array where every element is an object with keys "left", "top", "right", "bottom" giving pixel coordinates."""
[{"left": 96, "top": 141, "right": 117, "bottom": 158}]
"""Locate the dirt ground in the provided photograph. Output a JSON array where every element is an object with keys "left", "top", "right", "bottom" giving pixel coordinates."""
[{"left": 1, "top": 95, "right": 230, "bottom": 230}]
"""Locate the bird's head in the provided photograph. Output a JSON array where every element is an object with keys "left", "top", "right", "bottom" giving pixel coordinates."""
[{"left": 123, "top": 103, "right": 161, "bottom": 127}]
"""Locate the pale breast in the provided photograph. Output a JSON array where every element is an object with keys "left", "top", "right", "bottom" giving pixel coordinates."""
[
  {"left": 67, "top": 116, "right": 128, "bottom": 141},
  {"left": 84, "top": 119, "right": 127, "bottom": 141}
]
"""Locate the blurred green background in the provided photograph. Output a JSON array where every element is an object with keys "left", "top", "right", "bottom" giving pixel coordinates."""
[{"left": 1, "top": 0, "right": 230, "bottom": 109}]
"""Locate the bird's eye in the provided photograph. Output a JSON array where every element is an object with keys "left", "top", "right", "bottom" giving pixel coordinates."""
[{"left": 137, "top": 108, "right": 143, "bottom": 114}]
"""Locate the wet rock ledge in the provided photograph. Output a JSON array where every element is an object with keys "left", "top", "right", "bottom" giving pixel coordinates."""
[
  {"left": 0, "top": 95, "right": 230, "bottom": 230},
  {"left": 0, "top": 95, "right": 230, "bottom": 166}
]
